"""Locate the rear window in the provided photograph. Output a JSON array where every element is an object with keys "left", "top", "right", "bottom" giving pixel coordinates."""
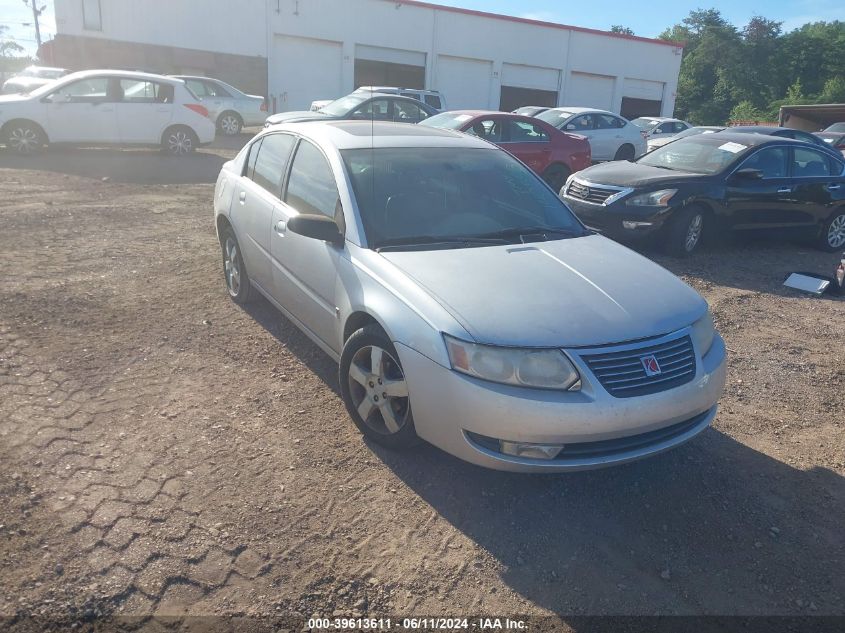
[{"left": 424, "top": 94, "right": 442, "bottom": 109}]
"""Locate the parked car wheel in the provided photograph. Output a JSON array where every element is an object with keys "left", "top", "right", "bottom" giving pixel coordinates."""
[
  {"left": 614, "top": 144, "right": 635, "bottom": 161},
  {"left": 217, "top": 112, "right": 243, "bottom": 136},
  {"left": 162, "top": 126, "right": 198, "bottom": 155},
  {"left": 220, "top": 228, "right": 257, "bottom": 304},
  {"left": 818, "top": 210, "right": 845, "bottom": 251},
  {"left": 4, "top": 120, "right": 45, "bottom": 154},
  {"left": 339, "top": 325, "right": 420, "bottom": 449},
  {"left": 542, "top": 163, "right": 571, "bottom": 194},
  {"left": 664, "top": 206, "right": 706, "bottom": 257}
]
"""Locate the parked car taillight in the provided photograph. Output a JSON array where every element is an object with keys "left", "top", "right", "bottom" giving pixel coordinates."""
[
  {"left": 184, "top": 103, "right": 209, "bottom": 118},
  {"left": 260, "top": 101, "right": 268, "bottom": 112}
]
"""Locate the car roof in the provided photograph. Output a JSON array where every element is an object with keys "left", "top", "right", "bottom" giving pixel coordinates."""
[
  {"left": 693, "top": 131, "right": 808, "bottom": 147},
  {"left": 26, "top": 65, "right": 67, "bottom": 72},
  {"left": 729, "top": 125, "right": 792, "bottom": 134},
  {"left": 546, "top": 106, "right": 617, "bottom": 116},
  {"left": 60, "top": 69, "right": 183, "bottom": 85},
  {"left": 264, "top": 120, "right": 491, "bottom": 150},
  {"left": 356, "top": 86, "right": 440, "bottom": 94}
]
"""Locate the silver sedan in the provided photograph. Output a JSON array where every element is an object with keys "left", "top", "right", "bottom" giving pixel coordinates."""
[
  {"left": 173, "top": 75, "right": 265, "bottom": 135},
  {"left": 213, "top": 121, "right": 726, "bottom": 472}
]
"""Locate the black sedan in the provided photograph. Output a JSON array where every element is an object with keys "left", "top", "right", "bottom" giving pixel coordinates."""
[
  {"left": 561, "top": 132, "right": 845, "bottom": 256},
  {"left": 264, "top": 93, "right": 438, "bottom": 127}
]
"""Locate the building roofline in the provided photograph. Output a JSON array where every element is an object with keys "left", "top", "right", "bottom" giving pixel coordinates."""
[{"left": 388, "top": 0, "right": 685, "bottom": 48}]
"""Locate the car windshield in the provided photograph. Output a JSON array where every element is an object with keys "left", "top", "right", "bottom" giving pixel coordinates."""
[
  {"left": 341, "top": 147, "right": 588, "bottom": 250},
  {"left": 320, "top": 94, "right": 368, "bottom": 116},
  {"left": 632, "top": 118, "right": 662, "bottom": 131},
  {"left": 535, "top": 110, "right": 574, "bottom": 126},
  {"left": 824, "top": 123, "right": 845, "bottom": 133},
  {"left": 674, "top": 126, "right": 723, "bottom": 139},
  {"left": 418, "top": 112, "right": 474, "bottom": 130},
  {"left": 638, "top": 136, "right": 751, "bottom": 174}
]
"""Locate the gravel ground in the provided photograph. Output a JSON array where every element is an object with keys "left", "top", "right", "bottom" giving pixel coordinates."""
[{"left": 0, "top": 138, "right": 843, "bottom": 629}]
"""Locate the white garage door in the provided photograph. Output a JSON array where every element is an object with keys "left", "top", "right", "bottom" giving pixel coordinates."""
[
  {"left": 272, "top": 35, "right": 343, "bottom": 112},
  {"left": 501, "top": 63, "right": 560, "bottom": 92},
  {"left": 624, "top": 78, "right": 664, "bottom": 101},
  {"left": 435, "top": 55, "right": 492, "bottom": 110},
  {"left": 567, "top": 72, "right": 615, "bottom": 110}
]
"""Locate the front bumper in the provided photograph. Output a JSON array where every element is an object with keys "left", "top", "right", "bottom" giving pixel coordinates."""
[
  {"left": 564, "top": 196, "right": 670, "bottom": 241},
  {"left": 396, "top": 332, "right": 726, "bottom": 472}
]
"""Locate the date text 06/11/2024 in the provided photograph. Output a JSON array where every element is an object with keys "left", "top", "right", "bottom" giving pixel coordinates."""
[{"left": 306, "top": 617, "right": 528, "bottom": 630}]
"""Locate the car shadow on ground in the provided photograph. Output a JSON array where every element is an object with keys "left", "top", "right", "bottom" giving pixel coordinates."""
[{"left": 238, "top": 292, "right": 844, "bottom": 616}]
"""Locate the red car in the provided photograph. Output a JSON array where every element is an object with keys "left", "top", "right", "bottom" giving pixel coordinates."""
[{"left": 421, "top": 110, "right": 591, "bottom": 191}]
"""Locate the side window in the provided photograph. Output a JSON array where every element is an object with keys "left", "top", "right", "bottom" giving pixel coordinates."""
[
  {"left": 186, "top": 79, "right": 207, "bottom": 98},
  {"left": 567, "top": 115, "right": 594, "bottom": 131},
  {"left": 204, "top": 81, "right": 232, "bottom": 98},
  {"left": 285, "top": 140, "right": 340, "bottom": 218},
  {"left": 793, "top": 147, "right": 832, "bottom": 177},
  {"left": 674, "top": 122, "right": 688, "bottom": 133},
  {"left": 595, "top": 114, "right": 625, "bottom": 130},
  {"left": 393, "top": 100, "right": 424, "bottom": 123},
  {"left": 741, "top": 147, "right": 789, "bottom": 179},
  {"left": 250, "top": 134, "right": 296, "bottom": 196},
  {"left": 466, "top": 119, "right": 503, "bottom": 142},
  {"left": 48, "top": 77, "right": 109, "bottom": 103},
  {"left": 352, "top": 99, "right": 391, "bottom": 121},
  {"left": 508, "top": 120, "right": 549, "bottom": 143},
  {"left": 119, "top": 79, "right": 172, "bottom": 103},
  {"left": 243, "top": 138, "right": 262, "bottom": 179},
  {"left": 424, "top": 95, "right": 442, "bottom": 109}
]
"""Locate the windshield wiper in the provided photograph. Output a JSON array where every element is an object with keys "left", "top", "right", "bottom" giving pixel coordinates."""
[
  {"left": 375, "top": 235, "right": 508, "bottom": 252},
  {"left": 472, "top": 226, "right": 586, "bottom": 241}
]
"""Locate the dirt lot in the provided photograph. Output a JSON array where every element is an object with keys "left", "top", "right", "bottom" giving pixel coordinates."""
[{"left": 0, "top": 137, "right": 843, "bottom": 627}]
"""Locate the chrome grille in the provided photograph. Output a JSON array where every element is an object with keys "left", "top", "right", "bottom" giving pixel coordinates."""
[
  {"left": 565, "top": 180, "right": 620, "bottom": 205},
  {"left": 581, "top": 335, "right": 696, "bottom": 398}
]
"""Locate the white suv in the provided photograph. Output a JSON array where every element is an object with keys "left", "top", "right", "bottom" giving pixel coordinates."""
[
  {"left": 0, "top": 70, "right": 216, "bottom": 155},
  {"left": 353, "top": 86, "right": 445, "bottom": 111}
]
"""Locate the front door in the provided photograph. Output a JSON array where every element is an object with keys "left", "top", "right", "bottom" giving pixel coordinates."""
[
  {"left": 272, "top": 138, "right": 343, "bottom": 351},
  {"left": 44, "top": 76, "right": 117, "bottom": 143},
  {"left": 725, "top": 146, "right": 801, "bottom": 230}
]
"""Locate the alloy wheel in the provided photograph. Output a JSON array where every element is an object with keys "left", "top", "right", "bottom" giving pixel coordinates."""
[
  {"left": 167, "top": 130, "right": 193, "bottom": 155},
  {"left": 347, "top": 345, "right": 409, "bottom": 435},
  {"left": 9, "top": 127, "right": 39, "bottom": 154},
  {"left": 220, "top": 115, "right": 240, "bottom": 135},
  {"left": 828, "top": 214, "right": 845, "bottom": 249},
  {"left": 685, "top": 213, "right": 703, "bottom": 252},
  {"left": 223, "top": 237, "right": 241, "bottom": 297}
]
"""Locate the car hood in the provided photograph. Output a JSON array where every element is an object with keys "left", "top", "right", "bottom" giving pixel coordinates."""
[
  {"left": 575, "top": 160, "right": 707, "bottom": 188},
  {"left": 0, "top": 92, "right": 34, "bottom": 104},
  {"left": 265, "top": 110, "right": 332, "bottom": 124},
  {"left": 380, "top": 234, "right": 706, "bottom": 348}
]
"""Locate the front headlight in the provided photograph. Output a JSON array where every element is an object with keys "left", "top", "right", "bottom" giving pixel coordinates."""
[
  {"left": 626, "top": 189, "right": 678, "bottom": 207},
  {"left": 690, "top": 311, "right": 715, "bottom": 356},
  {"left": 444, "top": 335, "right": 580, "bottom": 390}
]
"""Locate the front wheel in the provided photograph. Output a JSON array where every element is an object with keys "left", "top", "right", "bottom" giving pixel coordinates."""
[
  {"left": 339, "top": 325, "right": 420, "bottom": 449},
  {"left": 4, "top": 122, "right": 45, "bottom": 154},
  {"left": 664, "top": 207, "right": 705, "bottom": 257},
  {"left": 162, "top": 126, "right": 198, "bottom": 155},
  {"left": 817, "top": 210, "right": 845, "bottom": 252}
]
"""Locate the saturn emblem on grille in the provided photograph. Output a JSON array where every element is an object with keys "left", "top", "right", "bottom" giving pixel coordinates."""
[{"left": 641, "top": 354, "right": 662, "bottom": 377}]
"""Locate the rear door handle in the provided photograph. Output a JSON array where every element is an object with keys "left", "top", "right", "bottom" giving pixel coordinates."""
[
  {"left": 828, "top": 184, "right": 841, "bottom": 191},
  {"left": 777, "top": 187, "right": 792, "bottom": 194},
  {"left": 274, "top": 220, "right": 287, "bottom": 235},
  {"left": 238, "top": 191, "right": 246, "bottom": 204}
]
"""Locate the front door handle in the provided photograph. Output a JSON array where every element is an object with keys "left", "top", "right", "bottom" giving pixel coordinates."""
[
  {"left": 238, "top": 191, "right": 246, "bottom": 204},
  {"left": 777, "top": 187, "right": 792, "bottom": 194},
  {"left": 828, "top": 184, "right": 841, "bottom": 191},
  {"left": 274, "top": 220, "right": 287, "bottom": 235}
]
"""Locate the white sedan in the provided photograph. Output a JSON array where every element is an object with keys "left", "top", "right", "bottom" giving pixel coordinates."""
[
  {"left": 0, "top": 70, "right": 216, "bottom": 155},
  {"left": 535, "top": 107, "right": 647, "bottom": 161},
  {"left": 172, "top": 75, "right": 266, "bottom": 135}
]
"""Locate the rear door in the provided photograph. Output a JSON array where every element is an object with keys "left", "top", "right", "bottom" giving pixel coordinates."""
[
  {"left": 272, "top": 139, "right": 343, "bottom": 350},
  {"left": 563, "top": 114, "right": 599, "bottom": 157},
  {"left": 502, "top": 118, "right": 552, "bottom": 174},
  {"left": 232, "top": 133, "right": 297, "bottom": 293},
  {"left": 115, "top": 78, "right": 174, "bottom": 143},
  {"left": 790, "top": 146, "right": 845, "bottom": 229},
  {"left": 725, "top": 145, "right": 801, "bottom": 230},
  {"left": 44, "top": 76, "right": 117, "bottom": 143}
]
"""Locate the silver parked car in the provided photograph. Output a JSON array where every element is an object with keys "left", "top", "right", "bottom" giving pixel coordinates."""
[
  {"left": 172, "top": 75, "right": 266, "bottom": 135},
  {"left": 2, "top": 66, "right": 68, "bottom": 94},
  {"left": 213, "top": 121, "right": 726, "bottom": 472}
]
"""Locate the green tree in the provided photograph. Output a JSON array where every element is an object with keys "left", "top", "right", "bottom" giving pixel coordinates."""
[
  {"left": 818, "top": 76, "right": 845, "bottom": 103},
  {"left": 729, "top": 101, "right": 764, "bottom": 122},
  {"left": 610, "top": 25, "right": 634, "bottom": 35},
  {"left": 0, "top": 25, "right": 25, "bottom": 58}
]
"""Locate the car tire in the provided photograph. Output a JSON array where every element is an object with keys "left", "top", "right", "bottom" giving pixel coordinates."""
[
  {"left": 614, "top": 144, "right": 635, "bottom": 161},
  {"left": 219, "top": 227, "right": 257, "bottom": 304},
  {"left": 339, "top": 325, "right": 420, "bottom": 450},
  {"left": 161, "top": 126, "right": 198, "bottom": 155},
  {"left": 4, "top": 120, "right": 45, "bottom": 154},
  {"left": 664, "top": 206, "right": 706, "bottom": 257},
  {"left": 817, "top": 209, "right": 845, "bottom": 252},
  {"left": 217, "top": 112, "right": 243, "bottom": 136},
  {"left": 542, "top": 163, "right": 571, "bottom": 194}
]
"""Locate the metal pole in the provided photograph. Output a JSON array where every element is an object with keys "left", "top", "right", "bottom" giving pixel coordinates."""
[{"left": 28, "top": 1, "right": 42, "bottom": 49}]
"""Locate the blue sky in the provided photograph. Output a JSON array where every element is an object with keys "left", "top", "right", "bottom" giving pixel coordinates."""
[{"left": 1, "top": 0, "right": 844, "bottom": 56}]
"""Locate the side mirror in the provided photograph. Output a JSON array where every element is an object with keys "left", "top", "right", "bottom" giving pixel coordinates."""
[
  {"left": 733, "top": 168, "right": 763, "bottom": 181},
  {"left": 564, "top": 123, "right": 576, "bottom": 131},
  {"left": 287, "top": 214, "right": 344, "bottom": 246}
]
